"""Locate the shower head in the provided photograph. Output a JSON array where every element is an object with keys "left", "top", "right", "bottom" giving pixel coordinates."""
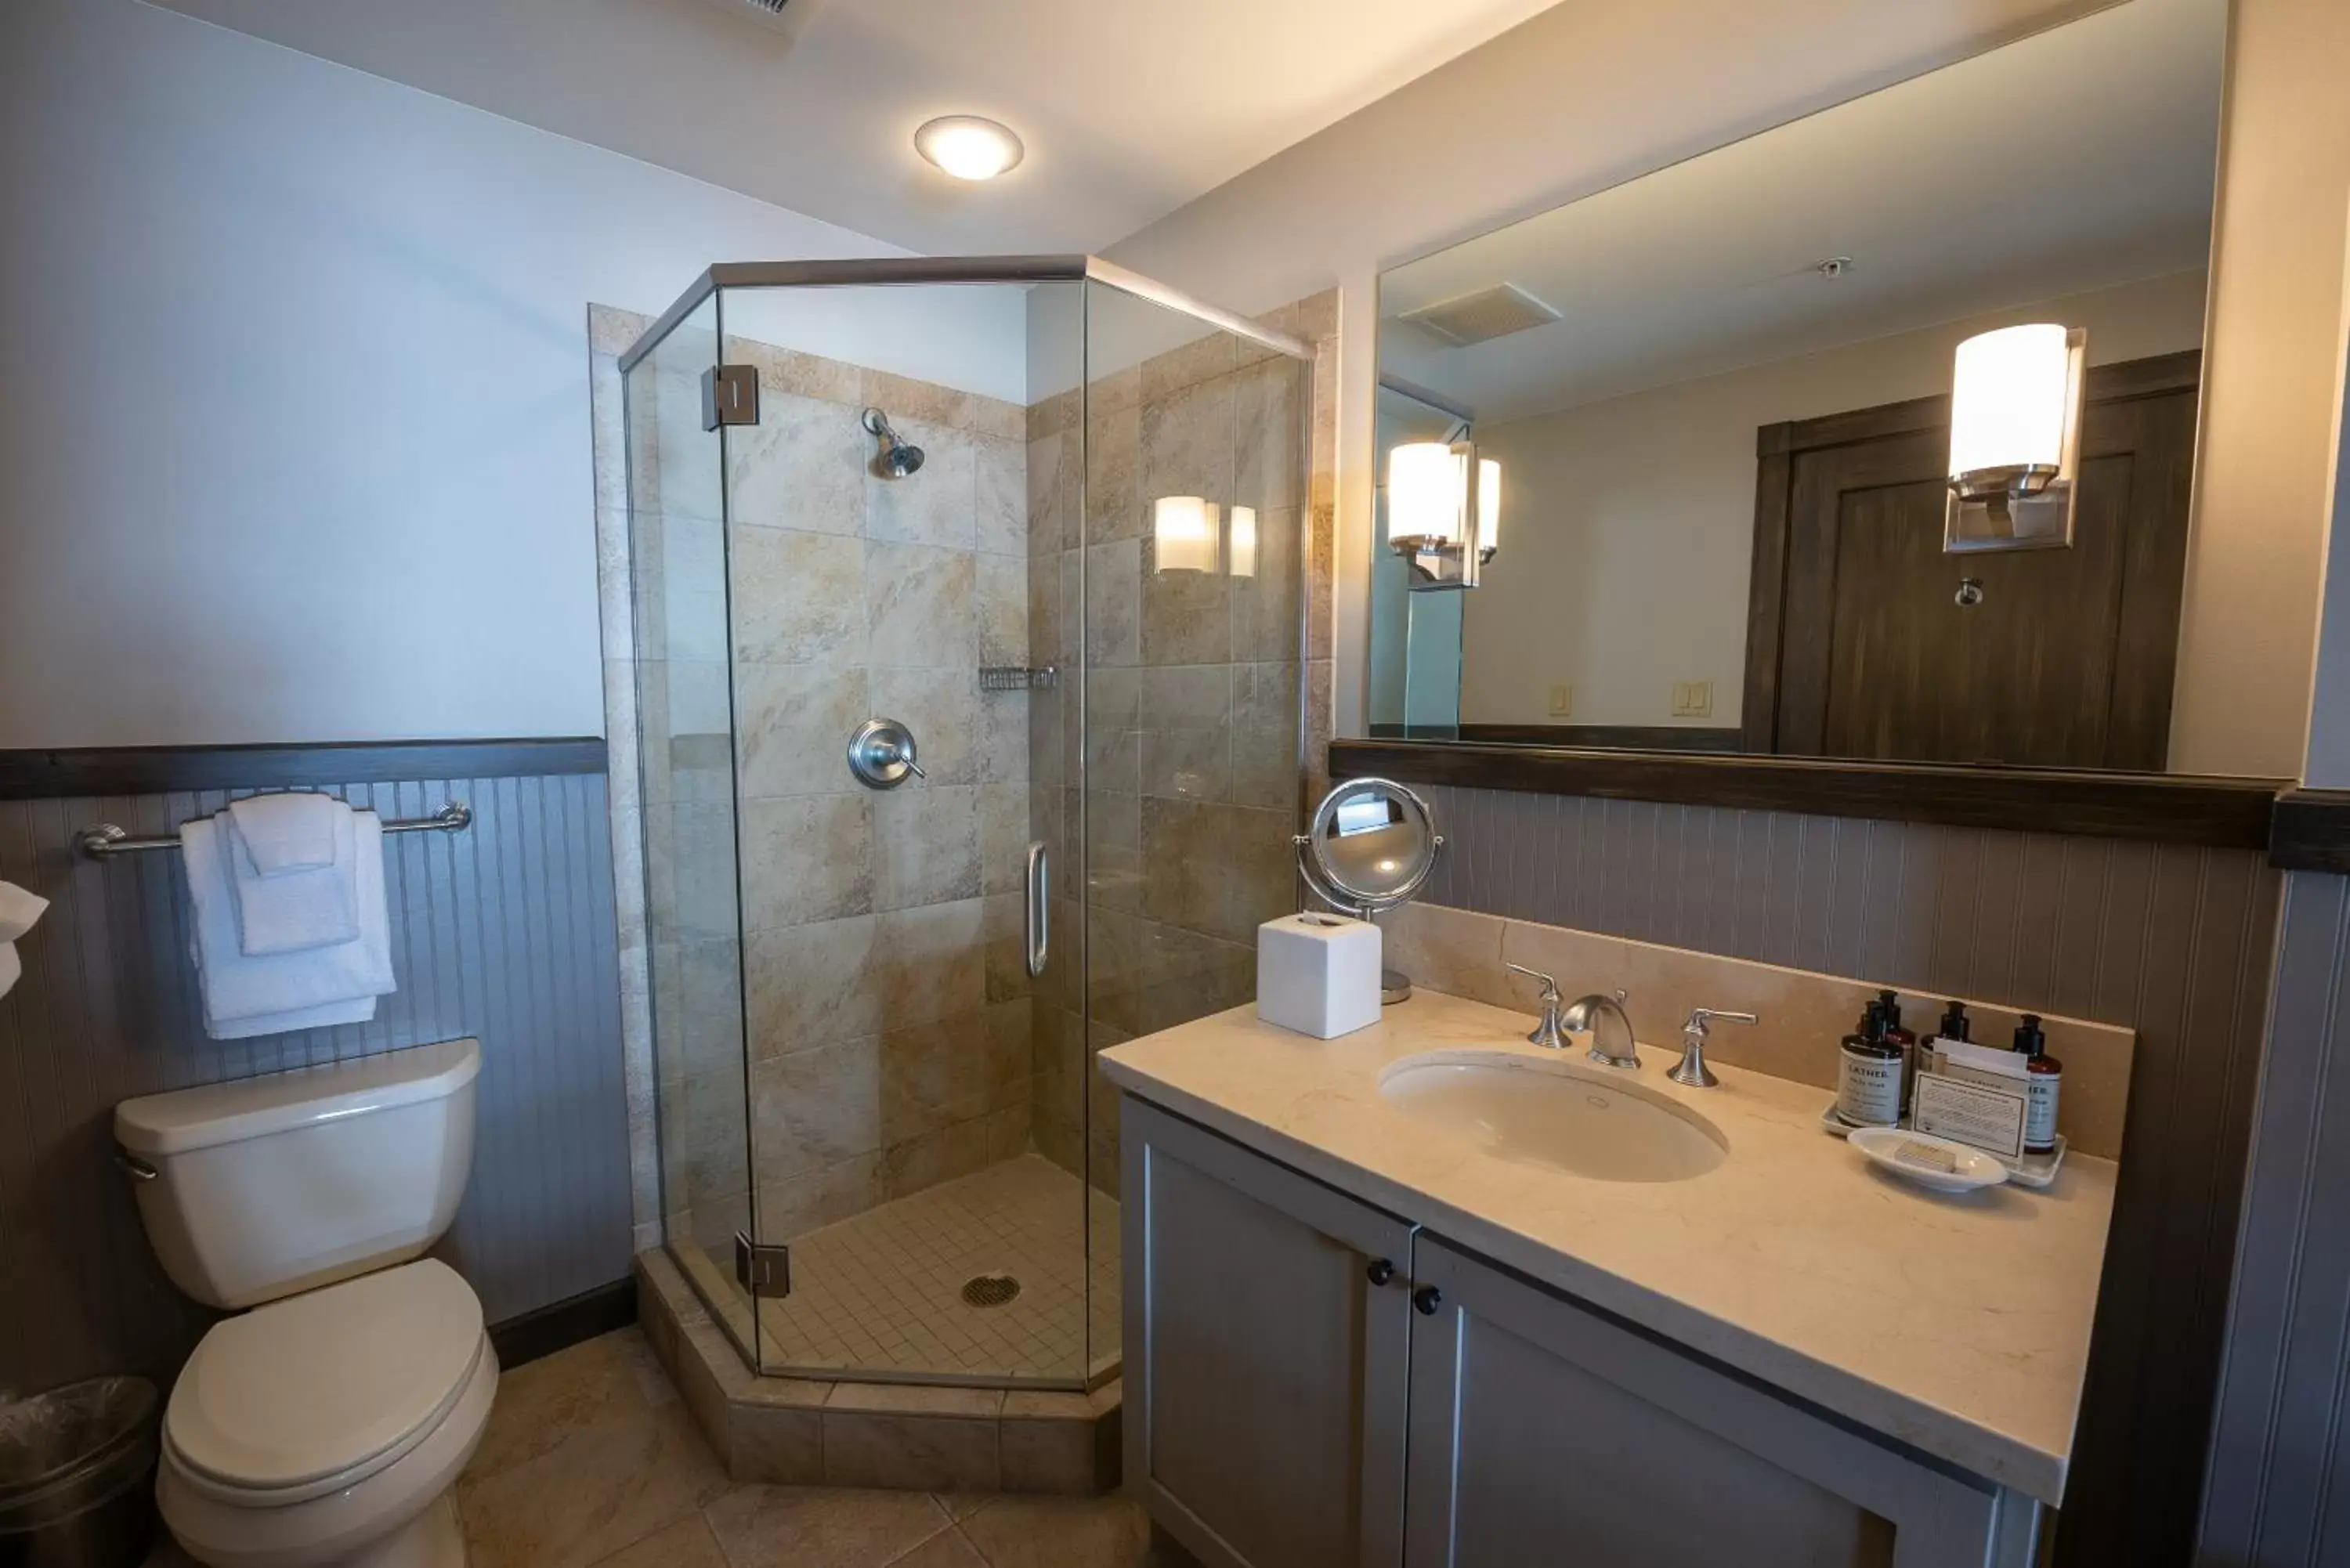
[{"left": 861, "top": 407, "right": 924, "bottom": 478}]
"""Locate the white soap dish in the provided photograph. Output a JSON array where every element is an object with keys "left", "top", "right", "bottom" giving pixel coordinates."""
[
  {"left": 1818, "top": 1103, "right": 2066, "bottom": 1188},
  {"left": 1846, "top": 1127, "right": 2009, "bottom": 1194}
]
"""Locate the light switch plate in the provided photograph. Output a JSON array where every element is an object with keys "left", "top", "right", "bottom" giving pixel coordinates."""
[
  {"left": 1548, "top": 684, "right": 1573, "bottom": 717},
  {"left": 1671, "top": 681, "right": 1714, "bottom": 718}
]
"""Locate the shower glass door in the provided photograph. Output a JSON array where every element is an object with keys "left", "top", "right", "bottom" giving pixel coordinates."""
[{"left": 709, "top": 276, "right": 1096, "bottom": 1386}]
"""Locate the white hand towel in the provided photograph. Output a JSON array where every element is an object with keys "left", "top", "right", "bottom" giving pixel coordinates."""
[
  {"left": 226, "top": 792, "right": 340, "bottom": 876},
  {"left": 0, "top": 880, "right": 47, "bottom": 944},
  {"left": 225, "top": 799, "right": 360, "bottom": 955},
  {"left": 182, "top": 812, "right": 395, "bottom": 1039},
  {"left": 0, "top": 942, "right": 18, "bottom": 1002}
]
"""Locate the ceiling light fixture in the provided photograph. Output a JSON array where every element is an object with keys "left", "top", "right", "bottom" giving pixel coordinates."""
[{"left": 914, "top": 116, "right": 1025, "bottom": 182}]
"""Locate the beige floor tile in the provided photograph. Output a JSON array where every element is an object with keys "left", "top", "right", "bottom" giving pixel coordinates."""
[
  {"left": 701, "top": 1485, "right": 956, "bottom": 1568},
  {"left": 893, "top": 1528, "right": 992, "bottom": 1567},
  {"left": 457, "top": 1398, "right": 730, "bottom": 1568},
  {"left": 954, "top": 1495, "right": 1158, "bottom": 1568},
  {"left": 584, "top": 1512, "right": 731, "bottom": 1568},
  {"left": 469, "top": 1328, "right": 671, "bottom": 1483}
]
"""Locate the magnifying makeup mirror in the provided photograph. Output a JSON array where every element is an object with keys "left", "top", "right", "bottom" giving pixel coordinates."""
[{"left": 1295, "top": 778, "right": 1444, "bottom": 1003}]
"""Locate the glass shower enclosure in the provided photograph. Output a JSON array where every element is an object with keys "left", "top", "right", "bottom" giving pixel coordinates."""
[{"left": 620, "top": 258, "right": 1311, "bottom": 1389}]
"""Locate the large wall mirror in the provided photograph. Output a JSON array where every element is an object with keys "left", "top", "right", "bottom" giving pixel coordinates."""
[{"left": 1370, "top": 0, "right": 2261, "bottom": 778}]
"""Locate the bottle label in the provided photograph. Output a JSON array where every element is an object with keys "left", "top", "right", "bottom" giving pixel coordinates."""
[
  {"left": 1836, "top": 1048, "right": 1903, "bottom": 1126},
  {"left": 2025, "top": 1074, "right": 2060, "bottom": 1151}
]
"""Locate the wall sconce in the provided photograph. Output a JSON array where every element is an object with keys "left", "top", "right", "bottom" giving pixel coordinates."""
[
  {"left": 1154, "top": 495, "right": 1221, "bottom": 574},
  {"left": 1386, "top": 441, "right": 1502, "bottom": 591},
  {"left": 1945, "top": 323, "right": 2084, "bottom": 553}
]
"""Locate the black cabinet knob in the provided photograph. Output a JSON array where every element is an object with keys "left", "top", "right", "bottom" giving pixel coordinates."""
[
  {"left": 1413, "top": 1285, "right": 1442, "bottom": 1316},
  {"left": 1366, "top": 1259, "right": 1396, "bottom": 1287}
]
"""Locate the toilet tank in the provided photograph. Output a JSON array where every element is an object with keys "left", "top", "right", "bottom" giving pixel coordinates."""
[{"left": 114, "top": 1039, "right": 481, "bottom": 1309}]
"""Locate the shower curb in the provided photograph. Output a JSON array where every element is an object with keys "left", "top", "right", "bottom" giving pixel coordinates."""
[{"left": 636, "top": 1249, "right": 1121, "bottom": 1495}]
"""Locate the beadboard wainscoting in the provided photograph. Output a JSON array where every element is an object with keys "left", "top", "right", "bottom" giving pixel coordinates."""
[
  {"left": 2202, "top": 867, "right": 2350, "bottom": 1565},
  {"left": 1405, "top": 782, "right": 2280, "bottom": 1568},
  {"left": 0, "top": 761, "right": 631, "bottom": 1395}
]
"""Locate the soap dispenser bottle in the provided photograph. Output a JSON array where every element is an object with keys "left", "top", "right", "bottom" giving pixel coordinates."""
[
  {"left": 1877, "top": 988, "right": 1918, "bottom": 1108},
  {"left": 2015, "top": 1013, "right": 2063, "bottom": 1154},
  {"left": 1835, "top": 1002, "right": 1903, "bottom": 1128}
]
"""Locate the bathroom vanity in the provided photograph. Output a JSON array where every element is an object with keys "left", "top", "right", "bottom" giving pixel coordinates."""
[{"left": 1101, "top": 990, "right": 2116, "bottom": 1568}]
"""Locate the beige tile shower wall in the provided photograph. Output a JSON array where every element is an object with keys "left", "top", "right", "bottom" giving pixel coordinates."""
[
  {"left": 720, "top": 338, "right": 1035, "bottom": 1243},
  {"left": 1383, "top": 901, "right": 2134, "bottom": 1158},
  {"left": 591, "top": 306, "right": 1037, "bottom": 1255},
  {"left": 1025, "top": 291, "right": 1338, "bottom": 1195}
]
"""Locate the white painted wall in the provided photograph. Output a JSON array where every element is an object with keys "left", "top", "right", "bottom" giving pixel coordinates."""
[
  {"left": 1460, "top": 270, "right": 2210, "bottom": 729},
  {"left": 0, "top": 0, "right": 1021, "bottom": 748},
  {"left": 2171, "top": 0, "right": 2350, "bottom": 779}
]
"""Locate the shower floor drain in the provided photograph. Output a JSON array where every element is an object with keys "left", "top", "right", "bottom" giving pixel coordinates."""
[{"left": 960, "top": 1272, "right": 1021, "bottom": 1308}]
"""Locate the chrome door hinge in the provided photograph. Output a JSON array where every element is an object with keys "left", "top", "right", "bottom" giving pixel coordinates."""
[
  {"left": 734, "top": 1234, "right": 791, "bottom": 1299},
  {"left": 703, "top": 364, "right": 759, "bottom": 430}
]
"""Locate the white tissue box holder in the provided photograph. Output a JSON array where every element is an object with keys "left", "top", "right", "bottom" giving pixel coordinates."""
[{"left": 1256, "top": 913, "right": 1383, "bottom": 1039}]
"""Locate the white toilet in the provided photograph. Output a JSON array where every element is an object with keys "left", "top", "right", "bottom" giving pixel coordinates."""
[{"left": 114, "top": 1038, "right": 497, "bottom": 1568}]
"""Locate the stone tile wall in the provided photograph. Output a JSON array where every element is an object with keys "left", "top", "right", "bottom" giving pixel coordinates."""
[{"left": 1025, "top": 291, "right": 1339, "bottom": 1197}]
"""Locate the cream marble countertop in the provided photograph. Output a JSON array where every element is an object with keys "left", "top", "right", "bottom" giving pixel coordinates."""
[{"left": 1098, "top": 988, "right": 2118, "bottom": 1506}]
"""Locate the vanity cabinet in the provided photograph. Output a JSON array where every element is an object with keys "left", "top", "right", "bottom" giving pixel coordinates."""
[
  {"left": 1122, "top": 1098, "right": 1412, "bottom": 1568},
  {"left": 1123, "top": 1097, "right": 2043, "bottom": 1568}
]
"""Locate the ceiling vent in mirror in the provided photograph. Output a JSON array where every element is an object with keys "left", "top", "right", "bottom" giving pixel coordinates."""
[
  {"left": 1398, "top": 284, "right": 1562, "bottom": 348},
  {"left": 700, "top": 0, "right": 791, "bottom": 31}
]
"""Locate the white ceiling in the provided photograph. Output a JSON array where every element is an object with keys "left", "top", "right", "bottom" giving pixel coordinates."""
[
  {"left": 142, "top": 0, "right": 1566, "bottom": 255},
  {"left": 1379, "top": 0, "right": 2225, "bottom": 421}
]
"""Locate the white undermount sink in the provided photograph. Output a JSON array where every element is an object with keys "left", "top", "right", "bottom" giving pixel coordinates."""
[{"left": 1378, "top": 1050, "right": 1729, "bottom": 1183}]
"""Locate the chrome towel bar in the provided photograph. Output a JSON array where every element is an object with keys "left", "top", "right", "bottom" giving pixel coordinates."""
[{"left": 75, "top": 801, "right": 472, "bottom": 858}]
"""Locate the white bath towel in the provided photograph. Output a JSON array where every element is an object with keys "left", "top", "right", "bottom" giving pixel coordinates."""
[
  {"left": 0, "top": 879, "right": 47, "bottom": 944},
  {"left": 225, "top": 792, "right": 339, "bottom": 876},
  {"left": 182, "top": 811, "right": 394, "bottom": 1039},
  {"left": 225, "top": 797, "right": 360, "bottom": 955},
  {"left": 0, "top": 878, "right": 45, "bottom": 1003}
]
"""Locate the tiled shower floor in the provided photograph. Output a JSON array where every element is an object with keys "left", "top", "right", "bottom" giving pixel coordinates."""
[{"left": 689, "top": 1155, "right": 1121, "bottom": 1389}]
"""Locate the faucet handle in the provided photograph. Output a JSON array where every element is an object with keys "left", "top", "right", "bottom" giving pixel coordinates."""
[
  {"left": 1670, "top": 1007, "right": 1756, "bottom": 1088},
  {"left": 1505, "top": 962, "right": 1561, "bottom": 1002},
  {"left": 1504, "top": 963, "right": 1569, "bottom": 1050}
]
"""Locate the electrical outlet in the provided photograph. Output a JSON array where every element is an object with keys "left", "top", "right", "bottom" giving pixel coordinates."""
[
  {"left": 1548, "top": 684, "right": 1573, "bottom": 717},
  {"left": 1670, "top": 681, "right": 1714, "bottom": 718}
]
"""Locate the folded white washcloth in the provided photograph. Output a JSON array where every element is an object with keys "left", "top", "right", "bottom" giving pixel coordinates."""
[
  {"left": 0, "top": 942, "right": 18, "bottom": 1002},
  {"left": 0, "top": 879, "right": 47, "bottom": 945},
  {"left": 182, "top": 812, "right": 395, "bottom": 1039},
  {"left": 226, "top": 799, "right": 360, "bottom": 956},
  {"left": 226, "top": 793, "right": 340, "bottom": 876}
]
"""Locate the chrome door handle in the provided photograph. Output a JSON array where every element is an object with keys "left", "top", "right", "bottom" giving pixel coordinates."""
[{"left": 1025, "top": 841, "right": 1049, "bottom": 978}]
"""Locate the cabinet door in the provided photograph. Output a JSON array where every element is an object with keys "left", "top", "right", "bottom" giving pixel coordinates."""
[
  {"left": 1123, "top": 1097, "right": 1415, "bottom": 1568},
  {"left": 1403, "top": 1237, "right": 2038, "bottom": 1568}
]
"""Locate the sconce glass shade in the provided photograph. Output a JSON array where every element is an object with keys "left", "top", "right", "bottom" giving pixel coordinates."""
[
  {"left": 1228, "top": 506, "right": 1257, "bottom": 578},
  {"left": 1154, "top": 495, "right": 1220, "bottom": 573},
  {"left": 1388, "top": 442, "right": 1462, "bottom": 544},
  {"left": 1949, "top": 323, "right": 2072, "bottom": 497},
  {"left": 1477, "top": 458, "right": 1501, "bottom": 562}
]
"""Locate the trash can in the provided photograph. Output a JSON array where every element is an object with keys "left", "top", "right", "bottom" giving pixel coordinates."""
[{"left": 0, "top": 1378, "right": 161, "bottom": 1568}]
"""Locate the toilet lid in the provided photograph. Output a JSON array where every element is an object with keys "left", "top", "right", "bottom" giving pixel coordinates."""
[{"left": 166, "top": 1259, "right": 484, "bottom": 1493}]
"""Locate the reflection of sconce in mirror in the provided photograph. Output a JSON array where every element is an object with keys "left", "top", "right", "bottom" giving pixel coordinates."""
[
  {"left": 1945, "top": 323, "right": 2084, "bottom": 554},
  {"left": 1386, "top": 441, "right": 1501, "bottom": 591},
  {"left": 1154, "top": 495, "right": 1220, "bottom": 573},
  {"left": 1152, "top": 497, "right": 1258, "bottom": 576}
]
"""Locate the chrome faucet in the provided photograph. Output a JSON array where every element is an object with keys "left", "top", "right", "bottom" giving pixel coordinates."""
[
  {"left": 1669, "top": 1006, "right": 1758, "bottom": 1088},
  {"left": 1563, "top": 989, "right": 1638, "bottom": 1069},
  {"left": 1504, "top": 963, "right": 1570, "bottom": 1049}
]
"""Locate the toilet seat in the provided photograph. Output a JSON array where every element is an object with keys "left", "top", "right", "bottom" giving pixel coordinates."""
[{"left": 165, "top": 1259, "right": 484, "bottom": 1505}]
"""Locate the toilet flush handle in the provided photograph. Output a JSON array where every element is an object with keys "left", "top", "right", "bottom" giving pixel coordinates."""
[{"left": 115, "top": 1150, "right": 158, "bottom": 1182}]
